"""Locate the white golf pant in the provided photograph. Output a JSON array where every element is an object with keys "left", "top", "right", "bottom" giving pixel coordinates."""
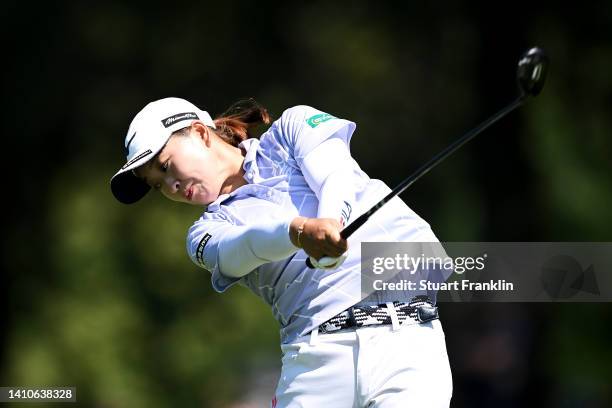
[{"left": 272, "top": 319, "right": 452, "bottom": 408}]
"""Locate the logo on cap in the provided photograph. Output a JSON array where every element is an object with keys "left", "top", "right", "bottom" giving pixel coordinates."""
[
  {"left": 125, "top": 131, "right": 137, "bottom": 156},
  {"left": 161, "top": 112, "right": 199, "bottom": 128}
]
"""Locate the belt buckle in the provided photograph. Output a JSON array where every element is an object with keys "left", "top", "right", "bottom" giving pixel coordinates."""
[{"left": 416, "top": 304, "right": 439, "bottom": 323}]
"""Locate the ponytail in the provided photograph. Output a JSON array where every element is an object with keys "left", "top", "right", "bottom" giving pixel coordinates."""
[{"left": 213, "top": 98, "right": 271, "bottom": 147}]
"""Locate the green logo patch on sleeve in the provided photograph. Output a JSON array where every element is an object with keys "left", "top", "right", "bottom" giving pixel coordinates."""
[{"left": 306, "top": 113, "right": 336, "bottom": 128}]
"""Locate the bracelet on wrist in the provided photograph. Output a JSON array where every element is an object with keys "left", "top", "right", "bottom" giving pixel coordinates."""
[{"left": 296, "top": 217, "right": 308, "bottom": 248}]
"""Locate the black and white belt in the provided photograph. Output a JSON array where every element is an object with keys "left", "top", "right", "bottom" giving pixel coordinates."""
[{"left": 318, "top": 295, "right": 439, "bottom": 334}]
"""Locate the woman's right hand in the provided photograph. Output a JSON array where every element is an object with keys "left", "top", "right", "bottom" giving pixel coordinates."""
[{"left": 289, "top": 217, "right": 348, "bottom": 261}]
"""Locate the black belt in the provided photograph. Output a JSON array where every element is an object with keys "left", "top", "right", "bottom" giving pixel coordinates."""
[{"left": 318, "top": 295, "right": 439, "bottom": 334}]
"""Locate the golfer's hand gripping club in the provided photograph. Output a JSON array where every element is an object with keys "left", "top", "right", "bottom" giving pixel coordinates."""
[{"left": 292, "top": 217, "right": 348, "bottom": 270}]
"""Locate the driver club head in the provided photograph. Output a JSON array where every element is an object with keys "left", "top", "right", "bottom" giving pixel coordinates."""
[{"left": 517, "top": 47, "right": 549, "bottom": 97}]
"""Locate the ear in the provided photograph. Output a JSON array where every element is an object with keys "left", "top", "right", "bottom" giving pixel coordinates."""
[{"left": 190, "top": 120, "right": 213, "bottom": 147}]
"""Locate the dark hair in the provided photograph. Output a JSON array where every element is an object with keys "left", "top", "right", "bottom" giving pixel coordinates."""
[
  {"left": 170, "top": 98, "right": 271, "bottom": 146},
  {"left": 212, "top": 98, "right": 271, "bottom": 146}
]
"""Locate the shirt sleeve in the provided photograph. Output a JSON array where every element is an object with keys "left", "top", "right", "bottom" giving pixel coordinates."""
[
  {"left": 301, "top": 137, "right": 362, "bottom": 225},
  {"left": 277, "top": 105, "right": 357, "bottom": 166},
  {"left": 186, "top": 213, "right": 299, "bottom": 293}
]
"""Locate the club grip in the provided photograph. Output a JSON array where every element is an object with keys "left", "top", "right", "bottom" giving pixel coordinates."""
[{"left": 304, "top": 214, "right": 366, "bottom": 269}]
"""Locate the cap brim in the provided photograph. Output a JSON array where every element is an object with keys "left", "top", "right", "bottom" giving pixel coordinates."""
[{"left": 111, "top": 170, "right": 152, "bottom": 204}]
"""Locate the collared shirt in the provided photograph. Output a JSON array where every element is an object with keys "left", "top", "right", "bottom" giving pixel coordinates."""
[{"left": 187, "top": 105, "right": 440, "bottom": 344}]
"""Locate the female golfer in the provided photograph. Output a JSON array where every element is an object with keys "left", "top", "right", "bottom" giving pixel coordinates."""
[{"left": 111, "top": 97, "right": 452, "bottom": 407}]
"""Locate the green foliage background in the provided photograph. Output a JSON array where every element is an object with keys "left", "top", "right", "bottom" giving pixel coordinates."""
[{"left": 3, "top": 1, "right": 611, "bottom": 406}]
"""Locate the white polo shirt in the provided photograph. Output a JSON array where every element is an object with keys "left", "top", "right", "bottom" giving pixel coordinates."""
[{"left": 186, "top": 105, "right": 440, "bottom": 344}]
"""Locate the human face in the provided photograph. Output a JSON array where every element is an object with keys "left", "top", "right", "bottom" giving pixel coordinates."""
[{"left": 134, "top": 126, "right": 223, "bottom": 206}]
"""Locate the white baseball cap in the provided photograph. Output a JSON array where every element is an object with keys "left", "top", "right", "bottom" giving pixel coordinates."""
[{"left": 110, "top": 97, "right": 216, "bottom": 204}]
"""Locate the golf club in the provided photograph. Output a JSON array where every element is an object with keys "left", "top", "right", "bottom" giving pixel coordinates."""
[{"left": 307, "top": 46, "right": 549, "bottom": 269}]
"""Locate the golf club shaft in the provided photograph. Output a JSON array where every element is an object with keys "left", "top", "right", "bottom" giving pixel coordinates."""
[
  {"left": 307, "top": 46, "right": 548, "bottom": 267},
  {"left": 340, "top": 95, "right": 526, "bottom": 240}
]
